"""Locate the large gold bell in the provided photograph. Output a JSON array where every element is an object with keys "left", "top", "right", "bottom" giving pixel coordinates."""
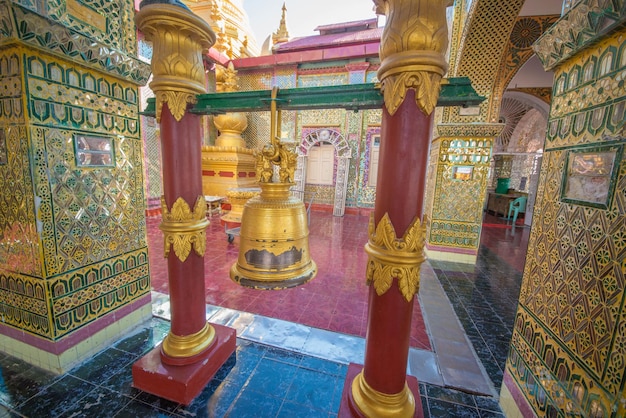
[{"left": 230, "top": 182, "right": 317, "bottom": 289}]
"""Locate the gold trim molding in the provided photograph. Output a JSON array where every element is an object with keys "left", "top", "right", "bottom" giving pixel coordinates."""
[
  {"left": 162, "top": 322, "right": 216, "bottom": 358},
  {"left": 365, "top": 213, "right": 427, "bottom": 302},
  {"left": 351, "top": 371, "right": 415, "bottom": 417},
  {"left": 134, "top": 4, "right": 216, "bottom": 122},
  {"left": 375, "top": 0, "right": 452, "bottom": 116},
  {"left": 160, "top": 195, "right": 209, "bottom": 262},
  {"left": 437, "top": 123, "right": 504, "bottom": 138}
]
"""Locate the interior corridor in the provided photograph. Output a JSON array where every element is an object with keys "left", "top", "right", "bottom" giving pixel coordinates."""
[{"left": 0, "top": 210, "right": 529, "bottom": 417}]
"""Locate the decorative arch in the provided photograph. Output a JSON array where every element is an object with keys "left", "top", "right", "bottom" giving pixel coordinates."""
[{"left": 295, "top": 128, "right": 351, "bottom": 216}]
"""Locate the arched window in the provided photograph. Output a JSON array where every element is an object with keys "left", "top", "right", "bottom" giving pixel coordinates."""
[{"left": 599, "top": 51, "right": 613, "bottom": 76}]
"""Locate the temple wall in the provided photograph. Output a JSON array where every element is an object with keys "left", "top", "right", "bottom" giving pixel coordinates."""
[
  {"left": 0, "top": 0, "right": 151, "bottom": 372},
  {"left": 424, "top": 131, "right": 493, "bottom": 262},
  {"left": 501, "top": 16, "right": 626, "bottom": 417}
]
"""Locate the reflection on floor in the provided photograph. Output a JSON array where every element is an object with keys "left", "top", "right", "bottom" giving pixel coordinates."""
[{"left": 0, "top": 211, "right": 528, "bottom": 417}]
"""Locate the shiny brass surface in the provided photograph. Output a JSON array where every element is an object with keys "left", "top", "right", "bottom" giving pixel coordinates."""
[
  {"left": 230, "top": 182, "right": 317, "bottom": 289},
  {"left": 134, "top": 3, "right": 216, "bottom": 122},
  {"left": 161, "top": 322, "right": 216, "bottom": 361},
  {"left": 351, "top": 371, "right": 416, "bottom": 417},
  {"left": 221, "top": 187, "right": 261, "bottom": 223}
]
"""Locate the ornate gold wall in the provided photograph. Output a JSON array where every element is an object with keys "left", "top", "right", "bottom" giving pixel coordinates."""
[
  {"left": 0, "top": 0, "right": 151, "bottom": 371},
  {"left": 425, "top": 127, "right": 493, "bottom": 260},
  {"left": 503, "top": 3, "right": 626, "bottom": 415}
]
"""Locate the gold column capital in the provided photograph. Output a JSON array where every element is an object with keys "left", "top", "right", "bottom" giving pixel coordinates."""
[
  {"left": 375, "top": 0, "right": 452, "bottom": 116},
  {"left": 365, "top": 213, "right": 427, "bottom": 302},
  {"left": 160, "top": 195, "right": 209, "bottom": 262},
  {"left": 134, "top": 4, "right": 216, "bottom": 122}
]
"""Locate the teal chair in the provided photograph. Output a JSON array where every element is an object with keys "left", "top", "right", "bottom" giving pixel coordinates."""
[{"left": 507, "top": 196, "right": 527, "bottom": 225}]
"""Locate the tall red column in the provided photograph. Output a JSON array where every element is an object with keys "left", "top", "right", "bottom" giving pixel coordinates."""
[
  {"left": 132, "top": 3, "right": 236, "bottom": 405},
  {"left": 342, "top": 1, "right": 452, "bottom": 417}
]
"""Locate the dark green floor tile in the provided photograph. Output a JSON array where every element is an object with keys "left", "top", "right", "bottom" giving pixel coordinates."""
[
  {"left": 428, "top": 398, "right": 481, "bottom": 417},
  {"left": 425, "top": 385, "right": 476, "bottom": 407},
  {"left": 18, "top": 375, "right": 96, "bottom": 417},
  {"left": 59, "top": 386, "right": 132, "bottom": 418},
  {"left": 114, "top": 398, "right": 181, "bottom": 417},
  {"left": 100, "top": 366, "right": 141, "bottom": 397},
  {"left": 70, "top": 348, "right": 136, "bottom": 383},
  {"left": 113, "top": 327, "right": 167, "bottom": 356},
  {"left": 134, "top": 391, "right": 181, "bottom": 414},
  {"left": 479, "top": 410, "right": 505, "bottom": 417},
  {"left": 474, "top": 394, "right": 501, "bottom": 412},
  {"left": 420, "top": 395, "right": 430, "bottom": 418},
  {"left": 0, "top": 366, "right": 57, "bottom": 408}
]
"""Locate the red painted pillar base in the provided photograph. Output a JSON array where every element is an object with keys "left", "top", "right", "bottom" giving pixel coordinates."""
[
  {"left": 338, "top": 364, "right": 424, "bottom": 418},
  {"left": 132, "top": 323, "right": 236, "bottom": 405}
]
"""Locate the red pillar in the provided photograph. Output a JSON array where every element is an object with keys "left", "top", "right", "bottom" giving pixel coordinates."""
[
  {"left": 159, "top": 105, "right": 214, "bottom": 364},
  {"left": 132, "top": 3, "right": 236, "bottom": 405},
  {"left": 340, "top": 1, "right": 452, "bottom": 417},
  {"left": 363, "top": 90, "right": 432, "bottom": 394}
]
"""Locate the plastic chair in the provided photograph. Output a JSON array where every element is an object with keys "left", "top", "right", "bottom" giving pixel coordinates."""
[{"left": 507, "top": 196, "right": 527, "bottom": 225}]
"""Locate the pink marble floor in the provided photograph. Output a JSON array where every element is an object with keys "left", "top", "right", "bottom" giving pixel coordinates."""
[
  {"left": 480, "top": 212, "right": 530, "bottom": 273},
  {"left": 147, "top": 208, "right": 432, "bottom": 351}
]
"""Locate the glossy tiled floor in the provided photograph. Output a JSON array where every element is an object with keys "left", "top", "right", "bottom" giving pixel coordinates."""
[
  {"left": 0, "top": 210, "right": 528, "bottom": 417},
  {"left": 148, "top": 209, "right": 431, "bottom": 351}
]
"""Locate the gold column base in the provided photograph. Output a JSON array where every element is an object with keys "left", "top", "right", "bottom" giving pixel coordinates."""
[
  {"left": 161, "top": 322, "right": 216, "bottom": 365},
  {"left": 351, "top": 371, "right": 415, "bottom": 418}
]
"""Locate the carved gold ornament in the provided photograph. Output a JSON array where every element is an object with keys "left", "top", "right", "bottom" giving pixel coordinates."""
[
  {"left": 134, "top": 4, "right": 216, "bottom": 122},
  {"left": 162, "top": 322, "right": 215, "bottom": 359},
  {"left": 160, "top": 195, "right": 209, "bottom": 262},
  {"left": 374, "top": 0, "right": 453, "bottom": 116},
  {"left": 351, "top": 371, "right": 415, "bottom": 417},
  {"left": 365, "top": 213, "right": 427, "bottom": 302}
]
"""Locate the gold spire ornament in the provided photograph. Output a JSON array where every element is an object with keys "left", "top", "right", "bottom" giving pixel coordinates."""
[
  {"left": 230, "top": 88, "right": 316, "bottom": 289},
  {"left": 272, "top": 2, "right": 290, "bottom": 46}
]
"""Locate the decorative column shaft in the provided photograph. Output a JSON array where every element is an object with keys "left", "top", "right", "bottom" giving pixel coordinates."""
[
  {"left": 132, "top": 3, "right": 237, "bottom": 405},
  {"left": 135, "top": 2, "right": 216, "bottom": 364},
  {"left": 347, "top": 1, "right": 452, "bottom": 417}
]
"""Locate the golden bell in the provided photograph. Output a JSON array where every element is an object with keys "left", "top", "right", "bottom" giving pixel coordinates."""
[{"left": 230, "top": 182, "right": 317, "bottom": 289}]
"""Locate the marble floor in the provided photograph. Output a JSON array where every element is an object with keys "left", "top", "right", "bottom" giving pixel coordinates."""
[{"left": 0, "top": 210, "right": 528, "bottom": 417}]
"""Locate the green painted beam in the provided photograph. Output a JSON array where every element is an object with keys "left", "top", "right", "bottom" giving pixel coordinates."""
[{"left": 140, "top": 77, "right": 484, "bottom": 116}]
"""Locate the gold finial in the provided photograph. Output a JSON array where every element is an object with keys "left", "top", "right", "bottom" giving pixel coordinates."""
[
  {"left": 374, "top": 0, "right": 452, "bottom": 116},
  {"left": 215, "top": 62, "right": 239, "bottom": 93},
  {"left": 257, "top": 87, "right": 297, "bottom": 184},
  {"left": 272, "top": 2, "right": 290, "bottom": 45}
]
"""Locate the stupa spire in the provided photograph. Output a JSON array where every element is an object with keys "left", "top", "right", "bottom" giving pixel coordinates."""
[{"left": 272, "top": 2, "right": 289, "bottom": 45}]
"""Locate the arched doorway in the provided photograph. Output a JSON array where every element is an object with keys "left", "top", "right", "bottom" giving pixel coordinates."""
[{"left": 294, "top": 128, "right": 351, "bottom": 216}]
